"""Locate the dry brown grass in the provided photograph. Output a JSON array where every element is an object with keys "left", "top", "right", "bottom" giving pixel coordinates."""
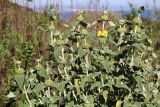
[{"left": 0, "top": 1, "right": 40, "bottom": 39}]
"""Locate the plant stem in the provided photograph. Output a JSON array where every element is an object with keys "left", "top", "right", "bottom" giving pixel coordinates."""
[
  {"left": 64, "top": 89, "right": 67, "bottom": 97},
  {"left": 84, "top": 38, "right": 87, "bottom": 44},
  {"left": 64, "top": 66, "right": 69, "bottom": 80},
  {"left": 135, "top": 25, "right": 137, "bottom": 33},
  {"left": 58, "top": 66, "right": 65, "bottom": 78},
  {"left": 47, "top": 87, "right": 50, "bottom": 98},
  {"left": 101, "top": 75, "right": 104, "bottom": 86},
  {"left": 76, "top": 24, "right": 81, "bottom": 48},
  {"left": 98, "top": 88, "right": 101, "bottom": 93},
  {"left": 50, "top": 22, "right": 54, "bottom": 45},
  {"left": 38, "top": 98, "right": 43, "bottom": 104},
  {"left": 61, "top": 46, "right": 65, "bottom": 62},
  {"left": 85, "top": 53, "right": 89, "bottom": 77},
  {"left": 77, "top": 41, "right": 79, "bottom": 47},
  {"left": 72, "top": 90, "right": 77, "bottom": 101},
  {"left": 78, "top": 24, "right": 81, "bottom": 31},
  {"left": 60, "top": 46, "right": 74, "bottom": 87},
  {"left": 83, "top": 93, "right": 89, "bottom": 104},
  {"left": 102, "top": 21, "right": 105, "bottom": 30},
  {"left": 46, "top": 63, "right": 49, "bottom": 75},
  {"left": 70, "top": 53, "right": 74, "bottom": 62},
  {"left": 63, "top": 66, "right": 74, "bottom": 87},
  {"left": 23, "top": 85, "right": 32, "bottom": 107},
  {"left": 61, "top": 46, "right": 70, "bottom": 79}
]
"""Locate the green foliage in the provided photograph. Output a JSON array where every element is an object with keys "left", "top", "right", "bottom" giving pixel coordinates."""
[
  {"left": 124, "top": 6, "right": 160, "bottom": 69},
  {"left": 3, "top": 8, "right": 160, "bottom": 107}
]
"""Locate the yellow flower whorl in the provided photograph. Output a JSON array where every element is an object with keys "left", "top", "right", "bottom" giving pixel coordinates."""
[{"left": 97, "top": 30, "right": 108, "bottom": 38}]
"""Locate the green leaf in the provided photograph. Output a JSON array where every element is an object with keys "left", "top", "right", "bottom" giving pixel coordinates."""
[
  {"left": 18, "top": 101, "right": 31, "bottom": 107},
  {"left": 123, "top": 100, "right": 131, "bottom": 107},
  {"left": 53, "top": 81, "right": 67, "bottom": 92},
  {"left": 66, "top": 101, "right": 74, "bottom": 107},
  {"left": 108, "top": 20, "right": 116, "bottom": 27},
  {"left": 72, "top": 20, "right": 79, "bottom": 26},
  {"left": 50, "top": 95, "right": 61, "bottom": 103},
  {"left": 115, "top": 82, "right": 130, "bottom": 91},
  {"left": 87, "top": 95, "right": 94, "bottom": 104},
  {"left": 146, "top": 104, "right": 156, "bottom": 107},
  {"left": 135, "top": 75, "right": 143, "bottom": 84},
  {"left": 78, "top": 48, "right": 88, "bottom": 58},
  {"left": 15, "top": 74, "right": 25, "bottom": 89},
  {"left": 86, "top": 32, "right": 96, "bottom": 41},
  {"left": 49, "top": 104, "right": 57, "bottom": 107},
  {"left": 0, "top": 44, "right": 4, "bottom": 52},
  {"left": 104, "top": 48, "right": 118, "bottom": 55},
  {"left": 37, "top": 69, "right": 48, "bottom": 78},
  {"left": 66, "top": 91, "right": 72, "bottom": 101},
  {"left": 30, "top": 100, "right": 37, "bottom": 106},
  {"left": 75, "top": 85, "right": 81, "bottom": 95},
  {"left": 102, "top": 104, "right": 108, "bottom": 107},
  {"left": 103, "top": 91, "right": 108, "bottom": 102},
  {"left": 7, "top": 92, "right": 16, "bottom": 98},
  {"left": 54, "top": 46, "right": 62, "bottom": 62},
  {"left": 90, "top": 82, "right": 101, "bottom": 90},
  {"left": 155, "top": 93, "right": 160, "bottom": 105},
  {"left": 133, "top": 102, "right": 142, "bottom": 107},
  {"left": 92, "top": 72, "right": 101, "bottom": 78},
  {"left": 99, "top": 38, "right": 107, "bottom": 44},
  {"left": 133, "top": 56, "right": 141, "bottom": 66},
  {"left": 75, "top": 105, "right": 83, "bottom": 107},
  {"left": 84, "top": 103, "right": 94, "bottom": 107},
  {"left": 80, "top": 77, "right": 88, "bottom": 90},
  {"left": 42, "top": 97, "right": 50, "bottom": 103},
  {"left": 34, "top": 84, "right": 45, "bottom": 96},
  {"left": 133, "top": 43, "right": 145, "bottom": 52}
]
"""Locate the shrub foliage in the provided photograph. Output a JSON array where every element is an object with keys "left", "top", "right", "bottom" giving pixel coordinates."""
[{"left": 3, "top": 9, "right": 160, "bottom": 107}]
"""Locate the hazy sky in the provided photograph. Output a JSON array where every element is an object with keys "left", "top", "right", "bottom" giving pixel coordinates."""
[{"left": 10, "top": 0, "right": 160, "bottom": 11}]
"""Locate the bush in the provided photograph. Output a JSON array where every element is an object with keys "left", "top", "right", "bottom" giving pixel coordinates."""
[{"left": 4, "top": 9, "right": 160, "bottom": 107}]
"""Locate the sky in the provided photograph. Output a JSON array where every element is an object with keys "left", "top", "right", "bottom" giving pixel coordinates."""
[{"left": 10, "top": 0, "right": 160, "bottom": 12}]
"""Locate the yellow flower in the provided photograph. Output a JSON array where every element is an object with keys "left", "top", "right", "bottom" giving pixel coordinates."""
[
  {"left": 116, "top": 100, "right": 122, "bottom": 107},
  {"left": 97, "top": 30, "right": 108, "bottom": 38},
  {"left": 97, "top": 31, "right": 102, "bottom": 37},
  {"left": 74, "top": 78, "right": 81, "bottom": 85},
  {"left": 44, "top": 78, "right": 53, "bottom": 87},
  {"left": 102, "top": 30, "right": 108, "bottom": 37}
]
